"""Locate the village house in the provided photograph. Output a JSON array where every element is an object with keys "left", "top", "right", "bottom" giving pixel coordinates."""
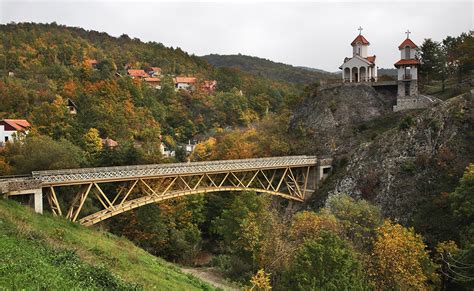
[
  {"left": 66, "top": 98, "right": 78, "bottom": 115},
  {"left": 127, "top": 69, "right": 149, "bottom": 79},
  {"left": 185, "top": 140, "right": 198, "bottom": 154},
  {"left": 147, "top": 67, "right": 162, "bottom": 77},
  {"left": 101, "top": 137, "right": 119, "bottom": 149},
  {"left": 0, "top": 119, "right": 31, "bottom": 146},
  {"left": 340, "top": 27, "right": 378, "bottom": 82},
  {"left": 160, "top": 143, "right": 175, "bottom": 158},
  {"left": 201, "top": 80, "right": 217, "bottom": 94},
  {"left": 144, "top": 77, "right": 161, "bottom": 89},
  {"left": 173, "top": 76, "right": 197, "bottom": 91}
]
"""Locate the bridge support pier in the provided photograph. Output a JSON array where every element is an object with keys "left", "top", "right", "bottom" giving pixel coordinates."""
[
  {"left": 6, "top": 188, "right": 43, "bottom": 214},
  {"left": 316, "top": 158, "right": 333, "bottom": 184},
  {"left": 33, "top": 189, "right": 43, "bottom": 214}
]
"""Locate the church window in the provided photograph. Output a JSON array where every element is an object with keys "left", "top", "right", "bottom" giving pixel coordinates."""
[{"left": 405, "top": 46, "right": 410, "bottom": 59}]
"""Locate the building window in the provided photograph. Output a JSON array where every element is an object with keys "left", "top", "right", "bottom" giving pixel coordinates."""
[
  {"left": 4, "top": 136, "right": 8, "bottom": 142},
  {"left": 405, "top": 83, "right": 410, "bottom": 96},
  {"left": 405, "top": 46, "right": 410, "bottom": 59}
]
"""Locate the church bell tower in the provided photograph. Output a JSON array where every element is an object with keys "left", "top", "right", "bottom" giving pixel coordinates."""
[{"left": 394, "top": 30, "right": 420, "bottom": 97}]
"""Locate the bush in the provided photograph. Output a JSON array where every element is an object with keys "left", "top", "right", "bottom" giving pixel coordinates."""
[
  {"left": 282, "top": 231, "right": 368, "bottom": 290},
  {"left": 399, "top": 116, "right": 415, "bottom": 130}
]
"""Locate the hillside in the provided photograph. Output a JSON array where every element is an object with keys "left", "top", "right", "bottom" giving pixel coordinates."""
[
  {"left": 0, "top": 199, "right": 215, "bottom": 289},
  {"left": 0, "top": 22, "right": 303, "bottom": 173},
  {"left": 202, "top": 54, "right": 334, "bottom": 84},
  {"left": 326, "top": 93, "right": 473, "bottom": 243}
]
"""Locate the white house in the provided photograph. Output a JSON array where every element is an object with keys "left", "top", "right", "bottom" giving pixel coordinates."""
[
  {"left": 185, "top": 140, "right": 197, "bottom": 154},
  {"left": 340, "top": 28, "right": 378, "bottom": 83},
  {"left": 0, "top": 119, "right": 31, "bottom": 146},
  {"left": 173, "top": 76, "right": 197, "bottom": 91},
  {"left": 160, "top": 143, "right": 175, "bottom": 158}
]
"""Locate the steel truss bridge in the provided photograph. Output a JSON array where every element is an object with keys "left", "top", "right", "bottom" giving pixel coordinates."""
[{"left": 0, "top": 156, "right": 332, "bottom": 226}]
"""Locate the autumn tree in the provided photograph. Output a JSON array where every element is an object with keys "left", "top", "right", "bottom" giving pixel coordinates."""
[
  {"left": 282, "top": 231, "right": 368, "bottom": 290},
  {"left": 83, "top": 128, "right": 103, "bottom": 160},
  {"left": 369, "top": 220, "right": 439, "bottom": 289},
  {"left": 247, "top": 269, "right": 272, "bottom": 291},
  {"left": 289, "top": 210, "right": 339, "bottom": 243},
  {"left": 326, "top": 194, "right": 383, "bottom": 251}
]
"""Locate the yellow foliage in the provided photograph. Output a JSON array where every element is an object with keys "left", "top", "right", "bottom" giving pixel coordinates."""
[
  {"left": 190, "top": 137, "right": 216, "bottom": 161},
  {"left": 247, "top": 269, "right": 272, "bottom": 291},
  {"left": 369, "top": 220, "right": 439, "bottom": 290},
  {"left": 289, "top": 210, "right": 340, "bottom": 242}
]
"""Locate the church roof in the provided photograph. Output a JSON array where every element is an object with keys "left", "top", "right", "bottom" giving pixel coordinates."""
[
  {"left": 398, "top": 38, "right": 418, "bottom": 49},
  {"left": 366, "top": 55, "right": 376, "bottom": 64},
  {"left": 394, "top": 59, "right": 420, "bottom": 67},
  {"left": 351, "top": 34, "right": 370, "bottom": 46}
]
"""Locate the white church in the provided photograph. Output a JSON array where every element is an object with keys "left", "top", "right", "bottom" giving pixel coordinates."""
[{"left": 339, "top": 27, "right": 378, "bottom": 83}]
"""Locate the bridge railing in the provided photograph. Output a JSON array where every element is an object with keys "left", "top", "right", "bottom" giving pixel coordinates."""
[{"left": 32, "top": 156, "right": 318, "bottom": 184}]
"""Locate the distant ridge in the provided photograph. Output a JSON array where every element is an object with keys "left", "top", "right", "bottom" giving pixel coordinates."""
[{"left": 202, "top": 54, "right": 334, "bottom": 84}]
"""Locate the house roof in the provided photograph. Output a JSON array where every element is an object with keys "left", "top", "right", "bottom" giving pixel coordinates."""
[
  {"left": 351, "top": 34, "right": 370, "bottom": 46},
  {"left": 127, "top": 69, "right": 148, "bottom": 78},
  {"left": 145, "top": 77, "right": 161, "bottom": 82},
  {"left": 2, "top": 119, "right": 31, "bottom": 131},
  {"left": 173, "top": 77, "right": 197, "bottom": 84},
  {"left": 366, "top": 55, "right": 376, "bottom": 64},
  {"left": 67, "top": 98, "right": 78, "bottom": 109},
  {"left": 394, "top": 59, "right": 421, "bottom": 67},
  {"left": 149, "top": 67, "right": 161, "bottom": 72},
  {"left": 398, "top": 38, "right": 418, "bottom": 49},
  {"left": 102, "top": 138, "right": 119, "bottom": 148},
  {"left": 340, "top": 55, "right": 373, "bottom": 69}
]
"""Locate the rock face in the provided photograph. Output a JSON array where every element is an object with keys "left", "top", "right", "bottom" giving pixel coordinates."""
[
  {"left": 290, "top": 84, "right": 393, "bottom": 156},
  {"left": 329, "top": 94, "right": 473, "bottom": 222}
]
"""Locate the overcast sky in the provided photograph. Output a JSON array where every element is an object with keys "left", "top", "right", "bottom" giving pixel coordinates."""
[{"left": 0, "top": 0, "right": 472, "bottom": 71}]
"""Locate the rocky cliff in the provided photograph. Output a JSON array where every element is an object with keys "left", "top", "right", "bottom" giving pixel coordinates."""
[
  {"left": 328, "top": 94, "right": 473, "bottom": 223},
  {"left": 290, "top": 84, "right": 398, "bottom": 156}
]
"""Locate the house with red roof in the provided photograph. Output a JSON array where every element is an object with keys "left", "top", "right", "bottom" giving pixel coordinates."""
[
  {"left": 127, "top": 69, "right": 149, "bottom": 79},
  {"left": 101, "top": 137, "right": 119, "bottom": 148},
  {"left": 0, "top": 119, "right": 31, "bottom": 146},
  {"left": 173, "top": 76, "right": 197, "bottom": 91},
  {"left": 339, "top": 27, "right": 378, "bottom": 83},
  {"left": 147, "top": 67, "right": 162, "bottom": 77}
]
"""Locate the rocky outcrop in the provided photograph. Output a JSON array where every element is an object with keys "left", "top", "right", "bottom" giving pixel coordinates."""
[
  {"left": 290, "top": 84, "right": 394, "bottom": 156},
  {"left": 329, "top": 94, "right": 473, "bottom": 222}
]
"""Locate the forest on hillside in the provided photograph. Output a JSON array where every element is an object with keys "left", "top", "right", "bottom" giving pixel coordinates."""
[
  {"left": 0, "top": 22, "right": 473, "bottom": 290},
  {"left": 202, "top": 53, "right": 334, "bottom": 84}
]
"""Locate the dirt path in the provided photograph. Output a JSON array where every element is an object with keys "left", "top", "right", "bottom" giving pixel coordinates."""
[{"left": 181, "top": 267, "right": 241, "bottom": 291}]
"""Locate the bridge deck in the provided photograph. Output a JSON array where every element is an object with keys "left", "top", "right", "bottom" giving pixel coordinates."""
[{"left": 32, "top": 156, "right": 318, "bottom": 186}]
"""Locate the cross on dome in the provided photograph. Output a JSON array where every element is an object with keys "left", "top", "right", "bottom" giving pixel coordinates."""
[
  {"left": 358, "top": 26, "right": 363, "bottom": 35},
  {"left": 405, "top": 29, "right": 411, "bottom": 39}
]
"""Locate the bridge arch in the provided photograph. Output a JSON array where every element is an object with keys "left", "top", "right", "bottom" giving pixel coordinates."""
[{"left": 3, "top": 156, "right": 332, "bottom": 226}]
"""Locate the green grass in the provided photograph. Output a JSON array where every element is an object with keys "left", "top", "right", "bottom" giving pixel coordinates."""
[{"left": 0, "top": 199, "right": 216, "bottom": 290}]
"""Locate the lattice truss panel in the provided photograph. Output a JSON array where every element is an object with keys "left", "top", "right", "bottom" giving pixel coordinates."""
[{"left": 46, "top": 165, "right": 314, "bottom": 226}]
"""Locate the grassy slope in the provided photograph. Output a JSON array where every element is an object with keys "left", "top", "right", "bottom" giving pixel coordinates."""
[{"left": 0, "top": 199, "right": 215, "bottom": 290}]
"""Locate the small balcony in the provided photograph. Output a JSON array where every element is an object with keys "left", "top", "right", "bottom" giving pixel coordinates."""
[{"left": 402, "top": 74, "right": 412, "bottom": 80}]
